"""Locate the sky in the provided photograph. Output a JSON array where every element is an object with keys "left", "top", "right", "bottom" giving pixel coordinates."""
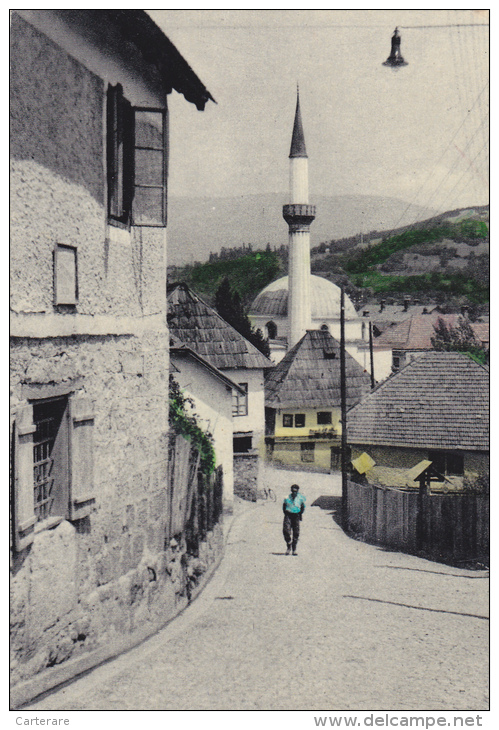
[{"left": 149, "top": 9, "right": 489, "bottom": 220}]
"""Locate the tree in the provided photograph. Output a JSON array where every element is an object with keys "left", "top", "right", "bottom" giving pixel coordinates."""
[
  {"left": 431, "top": 316, "right": 488, "bottom": 365},
  {"left": 215, "top": 276, "right": 271, "bottom": 358}
]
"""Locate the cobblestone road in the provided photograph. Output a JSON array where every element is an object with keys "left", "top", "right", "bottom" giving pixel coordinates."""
[{"left": 28, "top": 467, "right": 489, "bottom": 711}]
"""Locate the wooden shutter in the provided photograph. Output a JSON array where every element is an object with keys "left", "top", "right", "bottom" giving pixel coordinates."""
[
  {"left": 13, "top": 405, "right": 36, "bottom": 552},
  {"left": 107, "top": 85, "right": 133, "bottom": 223},
  {"left": 132, "top": 108, "right": 168, "bottom": 226},
  {"left": 69, "top": 397, "right": 96, "bottom": 520}
]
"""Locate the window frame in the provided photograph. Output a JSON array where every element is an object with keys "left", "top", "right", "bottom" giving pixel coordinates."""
[
  {"left": 12, "top": 393, "right": 95, "bottom": 552},
  {"left": 232, "top": 383, "right": 249, "bottom": 417},
  {"left": 428, "top": 450, "right": 464, "bottom": 477},
  {"left": 317, "top": 411, "right": 332, "bottom": 425},
  {"left": 132, "top": 106, "right": 168, "bottom": 227},
  {"left": 294, "top": 413, "right": 306, "bottom": 428},
  {"left": 282, "top": 414, "right": 293, "bottom": 428},
  {"left": 107, "top": 85, "right": 168, "bottom": 228}
]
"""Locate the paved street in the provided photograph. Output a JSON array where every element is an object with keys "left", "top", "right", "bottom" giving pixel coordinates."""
[{"left": 27, "top": 466, "right": 489, "bottom": 711}]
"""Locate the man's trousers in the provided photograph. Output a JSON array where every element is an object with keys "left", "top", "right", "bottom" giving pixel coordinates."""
[{"left": 283, "top": 512, "right": 301, "bottom": 551}]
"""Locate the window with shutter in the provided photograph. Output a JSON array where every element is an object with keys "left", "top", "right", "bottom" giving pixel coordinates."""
[
  {"left": 11, "top": 394, "right": 96, "bottom": 552},
  {"left": 107, "top": 85, "right": 168, "bottom": 227}
]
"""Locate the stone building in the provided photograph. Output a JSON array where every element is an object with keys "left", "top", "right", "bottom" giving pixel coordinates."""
[{"left": 10, "top": 10, "right": 215, "bottom": 705}]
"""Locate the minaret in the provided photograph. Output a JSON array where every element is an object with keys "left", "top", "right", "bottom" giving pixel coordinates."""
[{"left": 283, "top": 88, "right": 316, "bottom": 347}]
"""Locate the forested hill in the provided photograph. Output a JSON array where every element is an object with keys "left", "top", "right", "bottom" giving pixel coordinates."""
[
  {"left": 168, "top": 205, "right": 489, "bottom": 310},
  {"left": 166, "top": 193, "right": 438, "bottom": 267}
]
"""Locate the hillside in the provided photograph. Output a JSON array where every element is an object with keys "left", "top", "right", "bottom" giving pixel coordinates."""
[
  {"left": 168, "top": 205, "right": 489, "bottom": 310},
  {"left": 166, "top": 193, "right": 438, "bottom": 266},
  {"left": 312, "top": 206, "right": 489, "bottom": 305}
]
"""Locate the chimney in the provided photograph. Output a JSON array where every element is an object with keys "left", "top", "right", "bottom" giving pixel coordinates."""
[
  {"left": 380, "top": 299, "right": 385, "bottom": 312},
  {"left": 461, "top": 305, "right": 469, "bottom": 318},
  {"left": 403, "top": 297, "right": 410, "bottom": 312}
]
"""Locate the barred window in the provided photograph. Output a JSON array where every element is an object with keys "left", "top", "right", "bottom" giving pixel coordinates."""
[
  {"left": 33, "top": 397, "right": 70, "bottom": 522},
  {"left": 283, "top": 414, "right": 293, "bottom": 428},
  {"left": 12, "top": 394, "right": 95, "bottom": 552}
]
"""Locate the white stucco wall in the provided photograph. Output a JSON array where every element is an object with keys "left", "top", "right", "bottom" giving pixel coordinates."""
[
  {"left": 224, "top": 368, "right": 266, "bottom": 443},
  {"left": 172, "top": 356, "right": 235, "bottom": 502}
]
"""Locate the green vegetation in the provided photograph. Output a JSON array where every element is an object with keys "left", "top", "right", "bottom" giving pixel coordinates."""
[
  {"left": 173, "top": 250, "right": 281, "bottom": 306},
  {"left": 167, "top": 207, "right": 489, "bottom": 311},
  {"left": 431, "top": 316, "right": 489, "bottom": 365},
  {"left": 215, "top": 276, "right": 270, "bottom": 357},
  {"left": 345, "top": 220, "right": 488, "bottom": 275},
  {"left": 350, "top": 271, "right": 489, "bottom": 303},
  {"left": 169, "top": 375, "right": 216, "bottom": 476}
]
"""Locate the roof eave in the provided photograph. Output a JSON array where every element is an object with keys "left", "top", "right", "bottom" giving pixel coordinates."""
[{"left": 103, "top": 10, "right": 216, "bottom": 110}]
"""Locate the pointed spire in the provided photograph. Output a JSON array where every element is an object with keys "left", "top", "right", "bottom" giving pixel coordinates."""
[{"left": 289, "top": 86, "right": 307, "bottom": 158}]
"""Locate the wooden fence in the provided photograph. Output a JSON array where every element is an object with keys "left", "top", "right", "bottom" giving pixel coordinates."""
[
  {"left": 346, "top": 480, "right": 489, "bottom": 565},
  {"left": 168, "top": 433, "right": 224, "bottom": 547}
]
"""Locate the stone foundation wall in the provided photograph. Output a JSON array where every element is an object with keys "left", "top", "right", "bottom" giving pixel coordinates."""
[
  {"left": 10, "top": 333, "right": 224, "bottom": 704},
  {"left": 233, "top": 453, "right": 259, "bottom": 501}
]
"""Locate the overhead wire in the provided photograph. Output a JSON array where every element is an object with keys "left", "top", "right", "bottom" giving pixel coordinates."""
[{"left": 385, "top": 81, "right": 488, "bottom": 236}]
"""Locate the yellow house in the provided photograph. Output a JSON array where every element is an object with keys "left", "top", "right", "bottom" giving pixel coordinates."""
[{"left": 265, "top": 329, "right": 371, "bottom": 470}]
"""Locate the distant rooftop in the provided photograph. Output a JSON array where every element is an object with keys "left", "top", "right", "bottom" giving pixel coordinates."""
[
  {"left": 167, "top": 283, "right": 272, "bottom": 370},
  {"left": 347, "top": 351, "right": 489, "bottom": 452},
  {"left": 265, "top": 329, "right": 371, "bottom": 410}
]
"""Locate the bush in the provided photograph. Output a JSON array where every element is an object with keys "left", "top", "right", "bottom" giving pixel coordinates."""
[{"left": 169, "top": 375, "right": 216, "bottom": 476}]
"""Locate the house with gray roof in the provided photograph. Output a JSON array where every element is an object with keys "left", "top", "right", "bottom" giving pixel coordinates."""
[
  {"left": 347, "top": 351, "right": 489, "bottom": 490},
  {"left": 374, "top": 311, "right": 489, "bottom": 376},
  {"left": 168, "top": 283, "right": 274, "bottom": 498},
  {"left": 265, "top": 329, "right": 371, "bottom": 470}
]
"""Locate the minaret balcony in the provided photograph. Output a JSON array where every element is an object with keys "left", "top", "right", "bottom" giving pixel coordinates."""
[{"left": 282, "top": 203, "right": 316, "bottom": 226}]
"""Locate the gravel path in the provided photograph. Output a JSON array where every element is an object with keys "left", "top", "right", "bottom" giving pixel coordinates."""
[{"left": 27, "top": 466, "right": 489, "bottom": 711}]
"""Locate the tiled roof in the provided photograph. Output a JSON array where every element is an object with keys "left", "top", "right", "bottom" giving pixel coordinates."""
[
  {"left": 167, "top": 283, "right": 273, "bottom": 370},
  {"left": 265, "top": 329, "right": 371, "bottom": 409},
  {"left": 347, "top": 352, "right": 489, "bottom": 451},
  {"left": 374, "top": 312, "right": 488, "bottom": 351},
  {"left": 359, "top": 302, "right": 438, "bottom": 329}
]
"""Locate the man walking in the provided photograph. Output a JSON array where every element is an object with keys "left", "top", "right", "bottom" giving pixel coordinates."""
[{"left": 283, "top": 484, "right": 306, "bottom": 555}]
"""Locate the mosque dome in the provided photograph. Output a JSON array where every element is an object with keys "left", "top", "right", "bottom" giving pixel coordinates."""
[{"left": 249, "top": 275, "right": 357, "bottom": 320}]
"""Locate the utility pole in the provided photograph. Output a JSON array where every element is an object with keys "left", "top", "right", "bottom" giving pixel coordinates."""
[
  {"left": 369, "top": 320, "right": 375, "bottom": 389},
  {"left": 340, "top": 287, "right": 348, "bottom": 528}
]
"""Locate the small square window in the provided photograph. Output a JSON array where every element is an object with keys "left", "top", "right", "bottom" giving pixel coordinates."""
[
  {"left": 233, "top": 435, "right": 252, "bottom": 453},
  {"left": 317, "top": 411, "right": 332, "bottom": 425},
  {"left": 447, "top": 452, "right": 464, "bottom": 476},
  {"left": 294, "top": 414, "right": 306, "bottom": 428},
  {"left": 283, "top": 414, "right": 293, "bottom": 428}
]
